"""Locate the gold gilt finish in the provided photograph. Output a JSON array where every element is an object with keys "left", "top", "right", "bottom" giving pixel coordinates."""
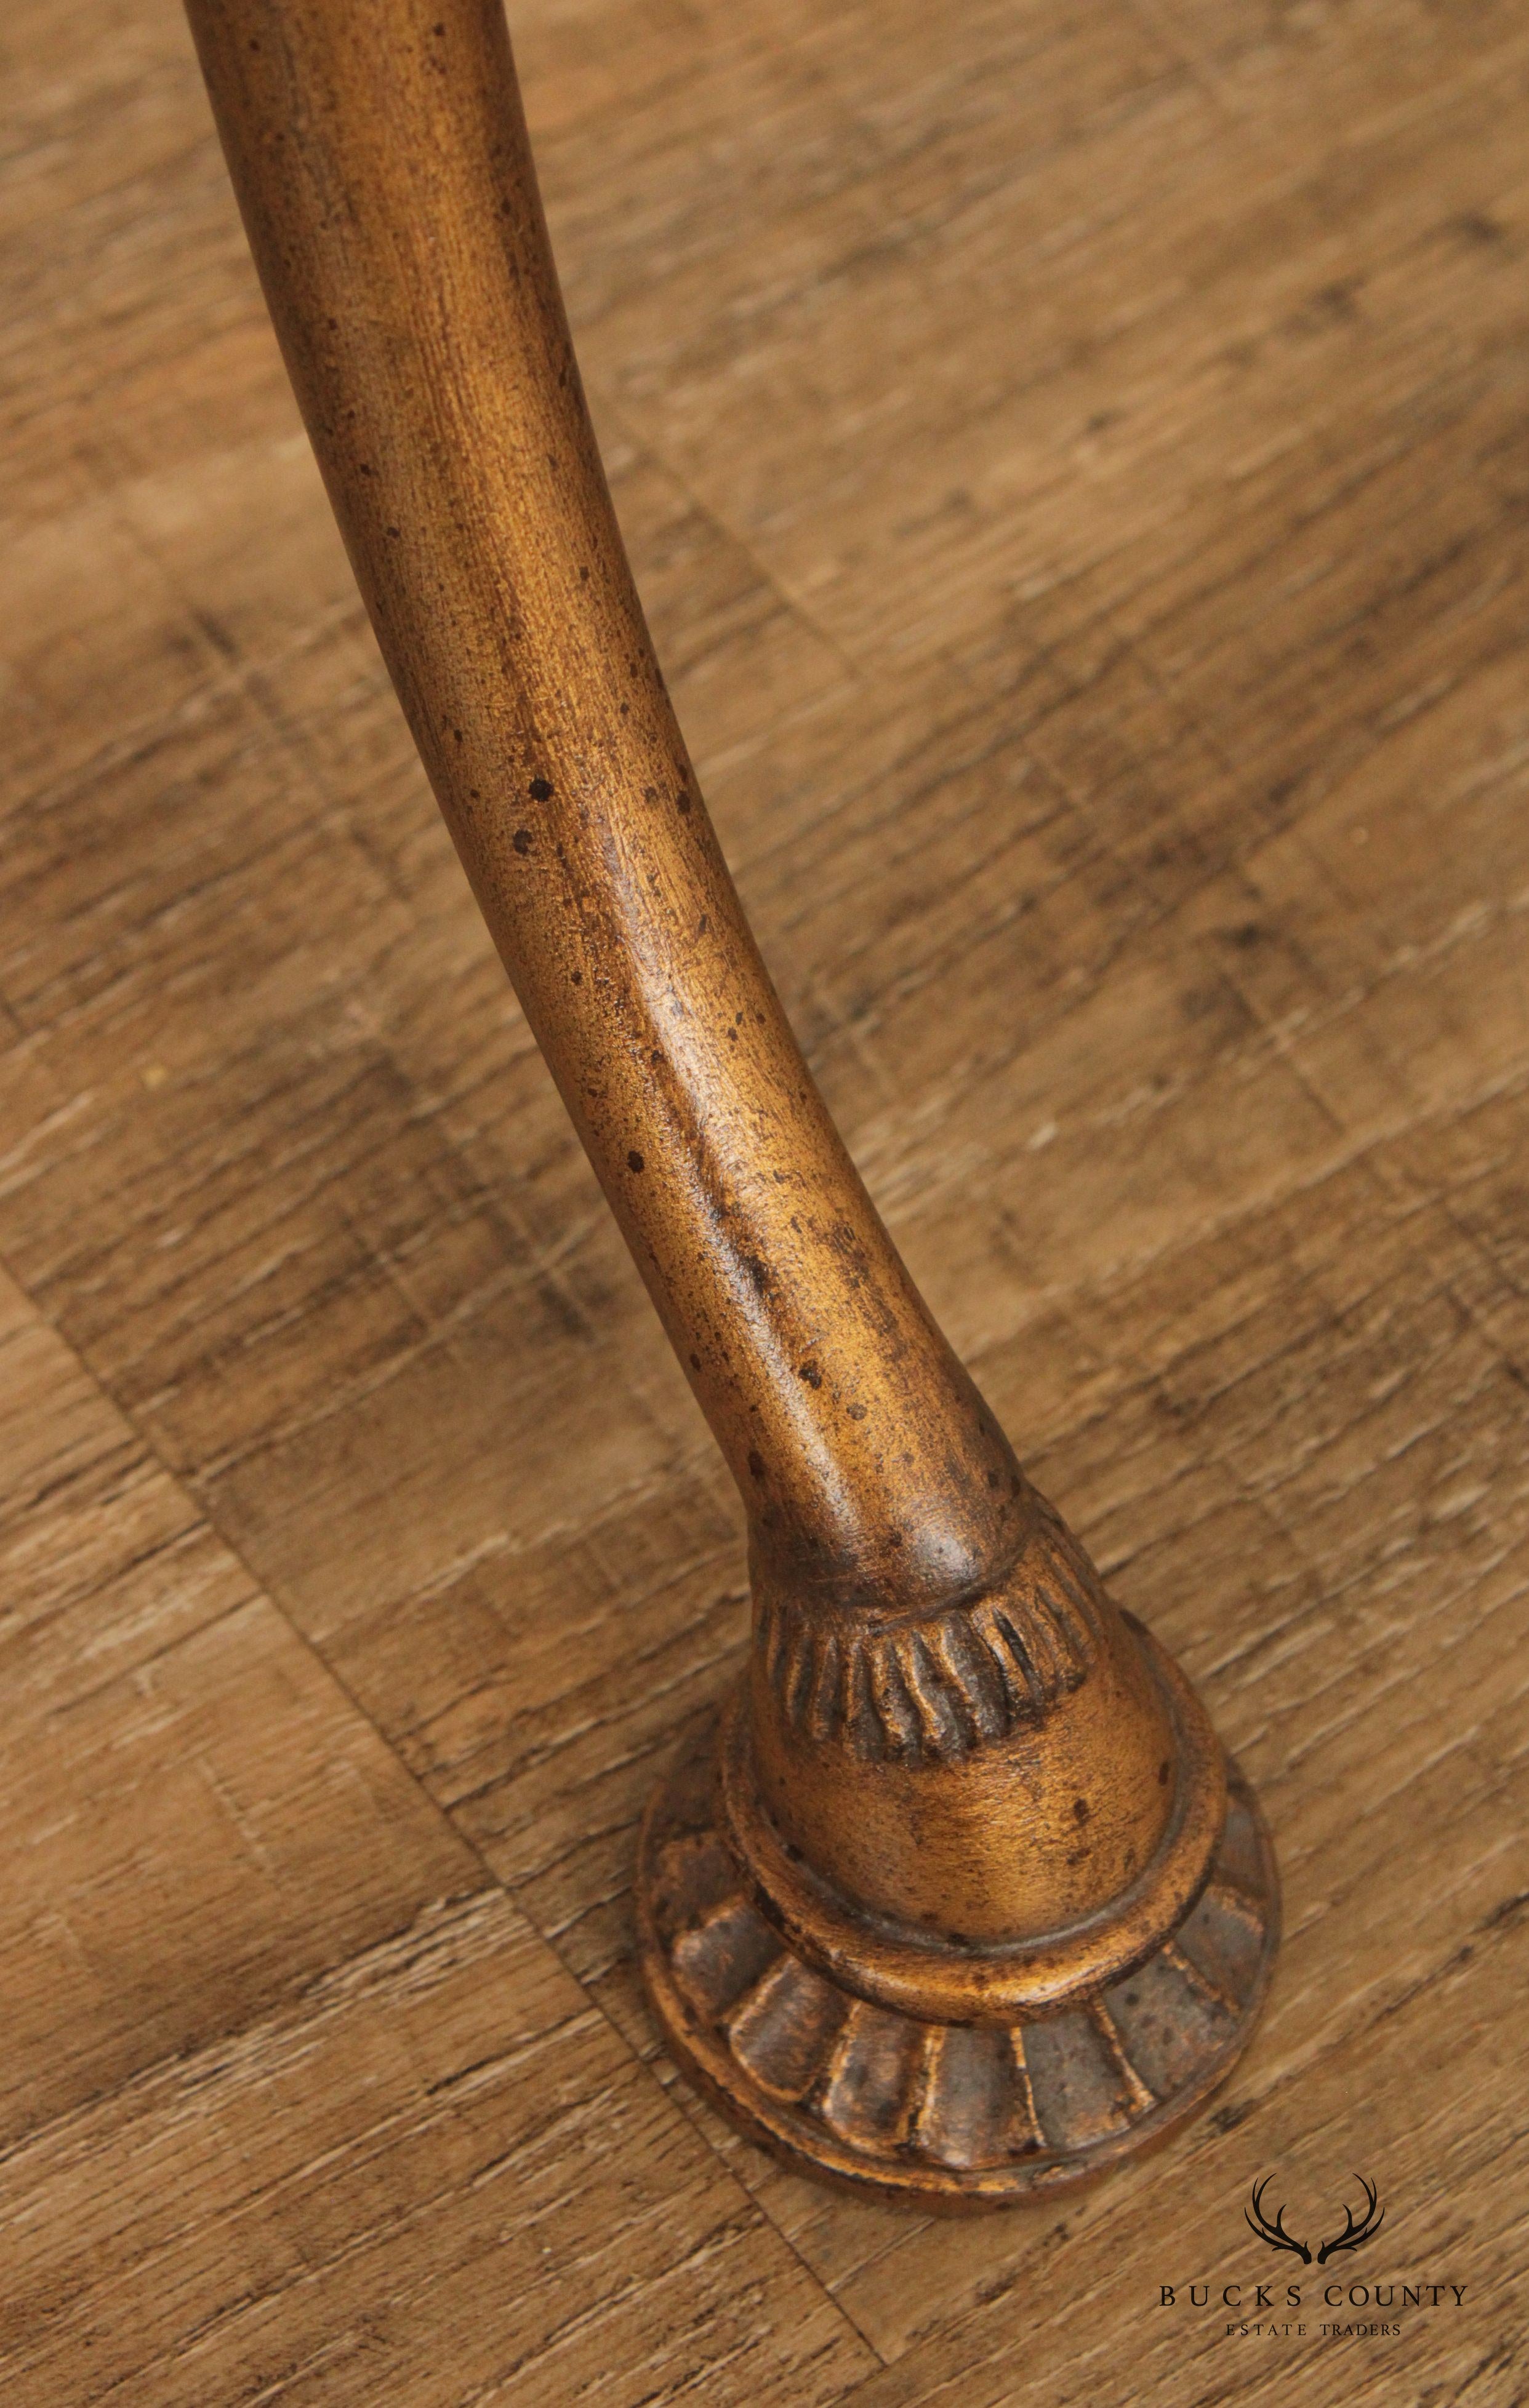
[{"left": 186, "top": 0, "right": 1278, "bottom": 2206}]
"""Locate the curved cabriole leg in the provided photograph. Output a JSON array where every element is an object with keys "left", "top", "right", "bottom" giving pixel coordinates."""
[{"left": 186, "top": 0, "right": 1279, "bottom": 2208}]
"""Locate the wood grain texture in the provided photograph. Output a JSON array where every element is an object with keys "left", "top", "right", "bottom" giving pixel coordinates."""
[{"left": 1, "top": 0, "right": 1526, "bottom": 2393}]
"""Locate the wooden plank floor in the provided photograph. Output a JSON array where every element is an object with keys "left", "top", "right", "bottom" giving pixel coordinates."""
[{"left": 3, "top": 0, "right": 1527, "bottom": 2399}]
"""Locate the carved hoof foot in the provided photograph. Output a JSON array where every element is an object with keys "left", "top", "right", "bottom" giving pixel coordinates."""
[{"left": 638, "top": 1699, "right": 1279, "bottom": 2210}]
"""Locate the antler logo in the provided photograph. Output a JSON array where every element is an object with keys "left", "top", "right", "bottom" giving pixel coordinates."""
[{"left": 1245, "top": 2175, "right": 1384, "bottom": 2266}]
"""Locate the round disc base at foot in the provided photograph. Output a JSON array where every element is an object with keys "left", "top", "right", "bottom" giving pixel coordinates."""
[{"left": 637, "top": 1705, "right": 1280, "bottom": 2210}]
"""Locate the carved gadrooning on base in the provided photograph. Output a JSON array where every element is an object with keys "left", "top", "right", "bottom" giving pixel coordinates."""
[
  {"left": 755, "top": 1485, "right": 1108, "bottom": 1764},
  {"left": 638, "top": 1708, "right": 1279, "bottom": 2210}
]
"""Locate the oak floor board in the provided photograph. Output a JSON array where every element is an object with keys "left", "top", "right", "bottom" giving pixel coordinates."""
[
  {"left": 0, "top": 1889, "right": 875, "bottom": 2407},
  {"left": 559, "top": 12, "right": 1529, "bottom": 675},
  {"left": 0, "top": 1265, "right": 485, "bottom": 2148},
  {"left": 2, "top": 0, "right": 1527, "bottom": 2396}
]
